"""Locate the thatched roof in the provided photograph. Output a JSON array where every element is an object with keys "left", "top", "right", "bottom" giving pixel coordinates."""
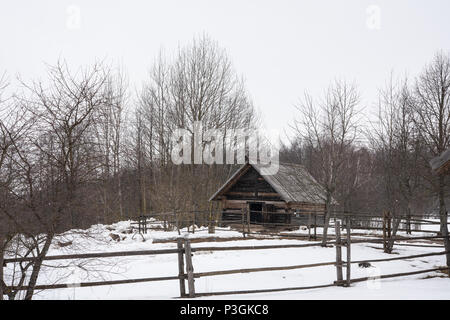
[
  {"left": 430, "top": 148, "right": 450, "bottom": 175},
  {"left": 209, "top": 162, "right": 328, "bottom": 204}
]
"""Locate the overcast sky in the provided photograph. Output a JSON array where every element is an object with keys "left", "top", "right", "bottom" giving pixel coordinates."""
[{"left": 1, "top": 0, "right": 450, "bottom": 140}]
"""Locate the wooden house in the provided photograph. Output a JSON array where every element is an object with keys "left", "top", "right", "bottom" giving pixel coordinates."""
[{"left": 209, "top": 162, "right": 327, "bottom": 226}]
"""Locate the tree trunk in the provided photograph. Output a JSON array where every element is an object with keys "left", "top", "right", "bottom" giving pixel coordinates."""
[
  {"left": 321, "top": 195, "right": 332, "bottom": 246},
  {"left": 118, "top": 173, "right": 124, "bottom": 220},
  {"left": 406, "top": 206, "right": 412, "bottom": 235},
  {"left": 386, "top": 213, "right": 401, "bottom": 253},
  {"left": 208, "top": 202, "right": 215, "bottom": 234},
  {"left": 0, "top": 234, "right": 4, "bottom": 300},
  {"left": 24, "top": 235, "right": 53, "bottom": 300}
]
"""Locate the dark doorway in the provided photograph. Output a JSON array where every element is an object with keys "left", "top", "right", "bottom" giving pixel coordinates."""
[{"left": 249, "top": 202, "right": 263, "bottom": 223}]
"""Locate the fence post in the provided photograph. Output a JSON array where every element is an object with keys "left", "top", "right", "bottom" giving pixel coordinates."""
[
  {"left": 334, "top": 220, "right": 343, "bottom": 286},
  {"left": 177, "top": 238, "right": 186, "bottom": 297},
  {"left": 241, "top": 207, "right": 246, "bottom": 238},
  {"left": 208, "top": 203, "right": 215, "bottom": 234},
  {"left": 184, "top": 238, "right": 196, "bottom": 298},
  {"left": 346, "top": 216, "right": 351, "bottom": 287}
]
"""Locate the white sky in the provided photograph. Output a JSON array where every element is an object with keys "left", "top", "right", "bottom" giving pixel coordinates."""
[{"left": 1, "top": 0, "right": 449, "bottom": 141}]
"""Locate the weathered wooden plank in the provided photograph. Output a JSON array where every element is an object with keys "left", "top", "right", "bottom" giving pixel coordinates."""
[
  {"left": 195, "top": 283, "right": 336, "bottom": 297},
  {"left": 193, "top": 261, "right": 337, "bottom": 278},
  {"left": 256, "top": 192, "right": 281, "bottom": 197},
  {"left": 349, "top": 235, "right": 449, "bottom": 245},
  {"left": 388, "top": 243, "right": 443, "bottom": 248},
  {"left": 8, "top": 275, "right": 182, "bottom": 291},
  {"left": 335, "top": 220, "right": 343, "bottom": 285},
  {"left": 346, "top": 217, "right": 351, "bottom": 287},
  {"left": 184, "top": 238, "right": 196, "bottom": 298},
  {"left": 351, "top": 250, "right": 449, "bottom": 264},
  {"left": 227, "top": 192, "right": 256, "bottom": 197},
  {"left": 225, "top": 199, "right": 287, "bottom": 207},
  {"left": 192, "top": 242, "right": 331, "bottom": 252},
  {"left": 4, "top": 248, "right": 181, "bottom": 264},
  {"left": 343, "top": 225, "right": 438, "bottom": 234},
  {"left": 348, "top": 267, "right": 449, "bottom": 284},
  {"left": 193, "top": 251, "right": 450, "bottom": 279},
  {"left": 177, "top": 238, "right": 186, "bottom": 297}
]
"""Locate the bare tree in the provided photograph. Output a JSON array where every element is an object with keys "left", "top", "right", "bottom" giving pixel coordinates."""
[
  {"left": 93, "top": 68, "right": 128, "bottom": 223},
  {"left": 370, "top": 75, "right": 425, "bottom": 252},
  {"left": 412, "top": 52, "right": 450, "bottom": 270},
  {"left": 0, "top": 73, "right": 11, "bottom": 300},
  {"left": 0, "top": 60, "right": 112, "bottom": 299},
  {"left": 292, "top": 79, "right": 361, "bottom": 245},
  {"left": 132, "top": 35, "right": 258, "bottom": 227},
  {"left": 0, "top": 73, "right": 35, "bottom": 300}
]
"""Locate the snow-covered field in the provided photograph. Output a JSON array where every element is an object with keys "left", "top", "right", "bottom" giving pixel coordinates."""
[{"left": 5, "top": 220, "right": 450, "bottom": 300}]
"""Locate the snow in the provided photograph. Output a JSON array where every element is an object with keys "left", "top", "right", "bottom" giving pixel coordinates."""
[{"left": 4, "top": 220, "right": 450, "bottom": 300}]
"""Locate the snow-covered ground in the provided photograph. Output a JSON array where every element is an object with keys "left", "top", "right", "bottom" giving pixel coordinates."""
[{"left": 4, "top": 220, "right": 450, "bottom": 300}]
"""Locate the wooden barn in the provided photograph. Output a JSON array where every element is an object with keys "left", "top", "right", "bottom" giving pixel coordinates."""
[{"left": 209, "top": 162, "right": 327, "bottom": 227}]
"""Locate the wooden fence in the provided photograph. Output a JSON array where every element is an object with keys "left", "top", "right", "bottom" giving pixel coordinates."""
[
  {"left": 133, "top": 210, "right": 448, "bottom": 242},
  {"left": 3, "top": 221, "right": 449, "bottom": 298},
  {"left": 181, "top": 223, "right": 449, "bottom": 297}
]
